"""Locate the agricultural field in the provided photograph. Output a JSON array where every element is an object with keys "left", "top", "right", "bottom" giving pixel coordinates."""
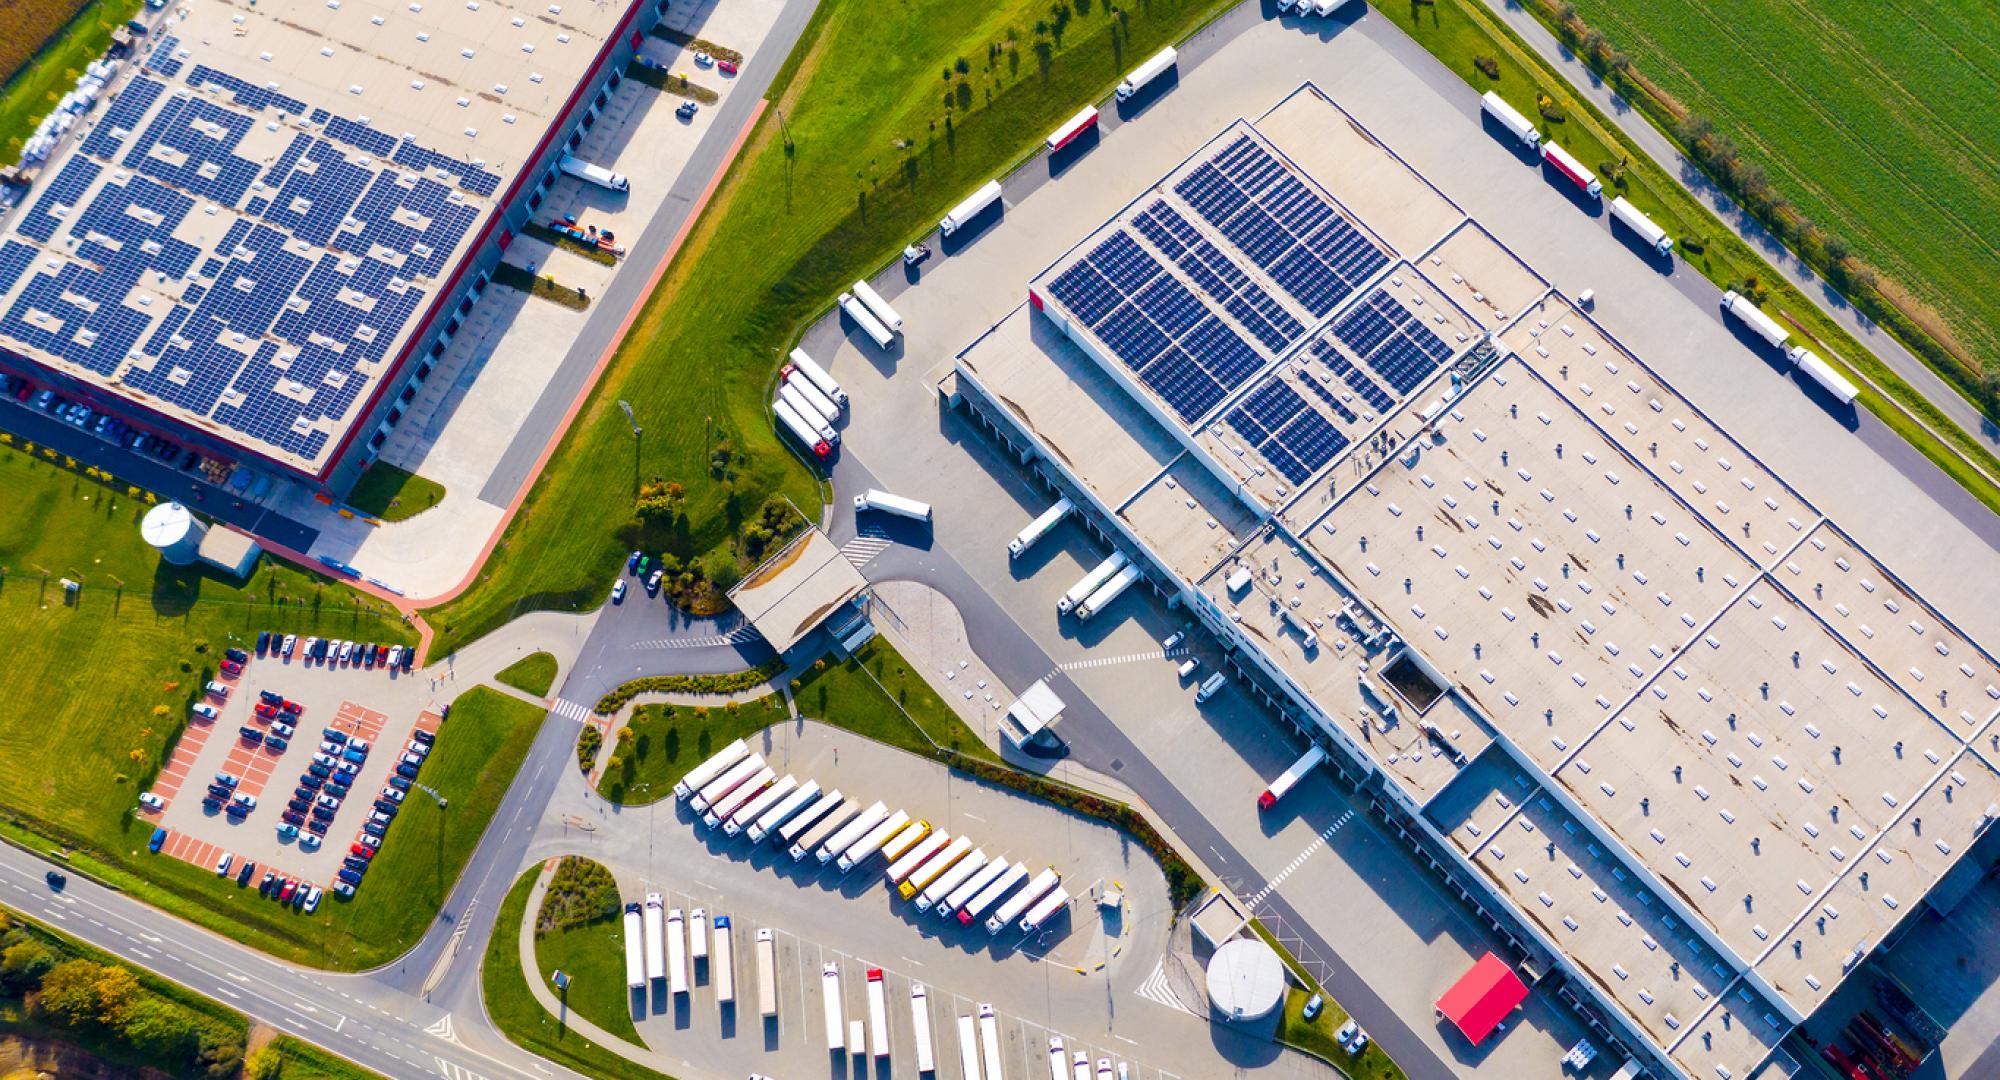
[
  {"left": 0, "top": 0, "right": 141, "bottom": 160},
  {"left": 1565, "top": 0, "right": 2000, "bottom": 380}
]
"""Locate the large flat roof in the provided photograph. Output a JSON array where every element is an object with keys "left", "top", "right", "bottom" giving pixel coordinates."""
[
  {"left": 727, "top": 527, "right": 869, "bottom": 655},
  {"left": 0, "top": 0, "right": 634, "bottom": 473}
]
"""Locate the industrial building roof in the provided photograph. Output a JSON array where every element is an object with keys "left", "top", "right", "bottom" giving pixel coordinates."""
[
  {"left": 727, "top": 527, "right": 869, "bottom": 655},
  {"left": 0, "top": 0, "right": 634, "bottom": 473}
]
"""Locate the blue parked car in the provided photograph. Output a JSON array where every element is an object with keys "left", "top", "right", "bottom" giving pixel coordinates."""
[
  {"left": 148, "top": 827, "right": 167, "bottom": 853},
  {"left": 343, "top": 747, "right": 367, "bottom": 764},
  {"left": 337, "top": 868, "right": 363, "bottom": 885}
]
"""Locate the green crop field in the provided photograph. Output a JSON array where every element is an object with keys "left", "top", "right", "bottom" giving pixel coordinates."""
[{"left": 1564, "top": 0, "right": 2000, "bottom": 379}]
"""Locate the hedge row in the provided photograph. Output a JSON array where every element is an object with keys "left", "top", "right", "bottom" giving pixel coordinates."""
[{"left": 592, "top": 658, "right": 784, "bottom": 714}]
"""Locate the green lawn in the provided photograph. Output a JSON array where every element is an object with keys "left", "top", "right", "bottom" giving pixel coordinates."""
[
  {"left": 531, "top": 859, "right": 642, "bottom": 1045},
  {"left": 483, "top": 869, "right": 675, "bottom": 1080},
  {"left": 1255, "top": 923, "right": 1407, "bottom": 1080},
  {"left": 495, "top": 651, "right": 560, "bottom": 698},
  {"left": 258, "top": 1036, "right": 387, "bottom": 1080},
  {"left": 420, "top": 0, "right": 1243, "bottom": 654},
  {"left": 0, "top": 0, "right": 143, "bottom": 162},
  {"left": 343, "top": 462, "right": 447, "bottom": 523},
  {"left": 598, "top": 693, "right": 791, "bottom": 805},
  {"left": 791, "top": 638, "right": 1001, "bottom": 764}
]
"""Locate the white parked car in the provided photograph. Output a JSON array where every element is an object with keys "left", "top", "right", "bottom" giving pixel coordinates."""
[
  {"left": 190, "top": 703, "right": 218, "bottom": 720},
  {"left": 138, "top": 793, "right": 166, "bottom": 811}
]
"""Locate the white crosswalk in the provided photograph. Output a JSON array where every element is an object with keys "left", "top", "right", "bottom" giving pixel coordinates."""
[
  {"left": 550, "top": 698, "right": 593, "bottom": 722},
  {"left": 631, "top": 626, "right": 762, "bottom": 650},
  {"left": 432, "top": 1055, "right": 488, "bottom": 1080},
  {"left": 1246, "top": 809, "right": 1354, "bottom": 909},
  {"left": 1053, "top": 647, "right": 1179, "bottom": 675},
  {"left": 840, "top": 534, "right": 892, "bottom": 569},
  {"left": 1133, "top": 959, "right": 1199, "bottom": 1017}
]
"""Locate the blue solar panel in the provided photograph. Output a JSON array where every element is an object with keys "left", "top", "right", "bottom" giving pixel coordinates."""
[
  {"left": 1217, "top": 203, "right": 1294, "bottom": 273},
  {"left": 1136, "top": 347, "right": 1226, "bottom": 421},
  {"left": 1045, "top": 260, "right": 1121, "bottom": 326},
  {"left": 1210, "top": 136, "right": 1284, "bottom": 198},
  {"left": 1297, "top": 366, "right": 1360, "bottom": 424},
  {"left": 188, "top": 65, "right": 308, "bottom": 117},
  {"left": 1096, "top": 302, "right": 1171, "bottom": 370},
  {"left": 1175, "top": 163, "right": 1247, "bottom": 226},
  {"left": 1085, "top": 231, "right": 1162, "bottom": 296},
  {"left": 1135, "top": 275, "right": 1206, "bottom": 339},
  {"left": 1180, "top": 315, "right": 1262, "bottom": 388},
  {"left": 1222, "top": 377, "right": 1350, "bottom": 485},
  {"left": 143, "top": 35, "right": 182, "bottom": 78},
  {"left": 1313, "top": 339, "right": 1396, "bottom": 413},
  {"left": 0, "top": 241, "right": 34, "bottom": 294},
  {"left": 79, "top": 77, "right": 166, "bottom": 160},
  {"left": 1329, "top": 290, "right": 1455, "bottom": 396},
  {"left": 123, "top": 96, "right": 259, "bottom": 206},
  {"left": 1268, "top": 246, "right": 1349, "bottom": 317},
  {"left": 18, "top": 158, "right": 101, "bottom": 243}
]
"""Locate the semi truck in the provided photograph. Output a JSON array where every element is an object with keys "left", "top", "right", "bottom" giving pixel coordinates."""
[
  {"left": 1609, "top": 197, "right": 1673, "bottom": 255},
  {"left": 747, "top": 779, "right": 821, "bottom": 842},
  {"left": 675, "top": 739, "right": 750, "bottom": 801},
  {"left": 940, "top": 179, "right": 1003, "bottom": 237},
  {"left": 711, "top": 916, "right": 735, "bottom": 1005},
  {"left": 754, "top": 928, "right": 778, "bottom": 1018},
  {"left": 1259, "top": 744, "right": 1327, "bottom": 810},
  {"left": 1479, "top": 92, "right": 1541, "bottom": 149},
  {"left": 822, "top": 963, "right": 845, "bottom": 1052},
  {"left": 901, "top": 836, "right": 974, "bottom": 901},
  {"left": 666, "top": 907, "right": 688, "bottom": 996},
  {"left": 642, "top": 893, "right": 667, "bottom": 984},
  {"left": 690, "top": 753, "right": 766, "bottom": 815},
  {"left": 1721, "top": 290, "right": 1791, "bottom": 350},
  {"left": 918, "top": 847, "right": 988, "bottom": 912},
  {"left": 689, "top": 907, "right": 709, "bottom": 964},
  {"left": 622, "top": 903, "right": 645, "bottom": 990},
  {"left": 775, "top": 787, "right": 842, "bottom": 848},
  {"left": 778, "top": 383, "right": 838, "bottom": 443},
  {"left": 1787, "top": 347, "right": 1861, "bottom": 405},
  {"left": 1540, "top": 139, "right": 1602, "bottom": 198},
  {"left": 854, "top": 488, "right": 933, "bottom": 523},
  {"left": 1076, "top": 563, "right": 1143, "bottom": 621},
  {"left": 959, "top": 862, "right": 1030, "bottom": 926},
  {"left": 1116, "top": 46, "right": 1176, "bottom": 102},
  {"left": 1008, "top": 497, "right": 1074, "bottom": 558},
  {"left": 1058, "top": 552, "right": 1129, "bottom": 615},
  {"left": 910, "top": 983, "right": 937, "bottom": 1074},
  {"left": 885, "top": 829, "right": 954, "bottom": 889},
  {"left": 935, "top": 855, "right": 1008, "bottom": 916},
  {"left": 787, "top": 348, "right": 847, "bottom": 409},
  {"left": 816, "top": 800, "right": 890, "bottom": 865},
  {"left": 851, "top": 280, "right": 904, "bottom": 334},
  {"left": 702, "top": 766, "right": 776, "bottom": 829},
  {"left": 958, "top": 1014, "right": 984, "bottom": 1080},
  {"left": 1046, "top": 106, "right": 1098, "bottom": 153},
  {"left": 877, "top": 819, "right": 934, "bottom": 870},
  {"left": 557, "top": 153, "right": 630, "bottom": 192},
  {"left": 988, "top": 868, "right": 1061, "bottom": 935},
  {"left": 838, "top": 292, "right": 896, "bottom": 350},
  {"left": 784, "top": 791, "right": 850, "bottom": 858},
  {"left": 725, "top": 774, "right": 798, "bottom": 837},
  {"left": 1049, "top": 1038, "right": 1070, "bottom": 1080},
  {"left": 978, "top": 1003, "right": 1006, "bottom": 1080},
  {"left": 774, "top": 398, "right": 832, "bottom": 460},
  {"left": 836, "top": 809, "right": 911, "bottom": 873},
  {"left": 786, "top": 371, "right": 842, "bottom": 426},
  {"left": 866, "top": 968, "right": 890, "bottom": 1058},
  {"left": 1019, "top": 886, "right": 1070, "bottom": 935}
]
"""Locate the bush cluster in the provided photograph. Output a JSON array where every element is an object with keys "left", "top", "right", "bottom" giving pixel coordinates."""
[
  {"left": 592, "top": 659, "right": 784, "bottom": 714},
  {"left": 575, "top": 724, "right": 603, "bottom": 774},
  {"left": 539, "top": 857, "right": 621, "bottom": 933}
]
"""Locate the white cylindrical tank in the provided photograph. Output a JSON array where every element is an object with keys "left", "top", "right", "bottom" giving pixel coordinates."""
[
  {"left": 1205, "top": 937, "right": 1285, "bottom": 1023},
  {"left": 142, "top": 502, "right": 206, "bottom": 565}
]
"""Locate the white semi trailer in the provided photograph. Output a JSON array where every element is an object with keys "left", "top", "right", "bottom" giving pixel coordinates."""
[
  {"left": 787, "top": 348, "right": 846, "bottom": 409},
  {"left": 936, "top": 856, "right": 1009, "bottom": 917},
  {"left": 557, "top": 153, "right": 629, "bottom": 192},
  {"left": 1480, "top": 91, "right": 1541, "bottom": 149},
  {"left": 958, "top": 1014, "right": 984, "bottom": 1080},
  {"left": 786, "top": 371, "right": 842, "bottom": 426},
  {"left": 815, "top": 801, "right": 889, "bottom": 864},
  {"left": 851, "top": 280, "right": 904, "bottom": 334},
  {"left": 725, "top": 774, "right": 798, "bottom": 837},
  {"left": 711, "top": 916, "right": 735, "bottom": 1005},
  {"left": 854, "top": 488, "right": 933, "bottom": 522},
  {"left": 784, "top": 791, "right": 851, "bottom": 859},
  {"left": 674, "top": 739, "right": 749, "bottom": 801},
  {"left": 1540, "top": 139, "right": 1602, "bottom": 198},
  {"left": 987, "top": 868, "right": 1061, "bottom": 934},
  {"left": 755, "top": 929, "right": 778, "bottom": 1018},
  {"left": 1076, "top": 563, "right": 1143, "bottom": 621},
  {"left": 689, "top": 907, "right": 709, "bottom": 964},
  {"left": 774, "top": 397, "right": 832, "bottom": 460},
  {"left": 917, "top": 847, "right": 987, "bottom": 912},
  {"left": 1019, "top": 886, "right": 1071, "bottom": 934},
  {"left": 822, "top": 963, "right": 845, "bottom": 1052},
  {"left": 902, "top": 836, "right": 974, "bottom": 902},
  {"left": 866, "top": 968, "right": 890, "bottom": 1058},
  {"left": 1116, "top": 47, "right": 1176, "bottom": 102},
  {"left": 622, "top": 903, "right": 645, "bottom": 990},
  {"left": 836, "top": 809, "right": 912, "bottom": 873},
  {"left": 746, "top": 779, "right": 821, "bottom": 842},
  {"left": 1609, "top": 197, "right": 1673, "bottom": 255},
  {"left": 838, "top": 292, "right": 896, "bottom": 350},
  {"left": 885, "top": 830, "right": 954, "bottom": 890},
  {"left": 1787, "top": 347, "right": 1861, "bottom": 405},
  {"left": 958, "top": 862, "right": 1030, "bottom": 926},
  {"left": 642, "top": 893, "right": 666, "bottom": 984},
  {"left": 1045, "top": 106, "right": 1098, "bottom": 152},
  {"left": 940, "top": 180, "right": 1003, "bottom": 237},
  {"left": 911, "top": 983, "right": 937, "bottom": 1074},
  {"left": 778, "top": 383, "right": 838, "bottom": 444},
  {"left": 1259, "top": 745, "right": 1327, "bottom": 811},
  {"left": 1058, "top": 552, "right": 1128, "bottom": 615},
  {"left": 1008, "top": 497, "right": 1074, "bottom": 559},
  {"left": 666, "top": 907, "right": 688, "bottom": 996},
  {"left": 703, "top": 766, "right": 775, "bottom": 829},
  {"left": 1721, "top": 290, "right": 1791, "bottom": 350},
  {"left": 978, "top": 1003, "right": 1006, "bottom": 1080},
  {"left": 690, "top": 753, "right": 766, "bottom": 814}
]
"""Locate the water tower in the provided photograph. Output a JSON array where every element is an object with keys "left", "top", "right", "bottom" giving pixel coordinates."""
[{"left": 141, "top": 502, "right": 206, "bottom": 565}]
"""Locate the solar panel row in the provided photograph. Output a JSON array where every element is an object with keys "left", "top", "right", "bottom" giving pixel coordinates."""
[
  {"left": 1222, "top": 375, "right": 1350, "bottom": 486},
  {"left": 1330, "top": 289, "right": 1455, "bottom": 395},
  {"left": 1130, "top": 201, "right": 1301, "bottom": 351},
  {"left": 1311, "top": 338, "right": 1396, "bottom": 414}
]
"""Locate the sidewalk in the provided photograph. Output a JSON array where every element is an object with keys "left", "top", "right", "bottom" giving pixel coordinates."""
[{"left": 516, "top": 861, "right": 662, "bottom": 1069}]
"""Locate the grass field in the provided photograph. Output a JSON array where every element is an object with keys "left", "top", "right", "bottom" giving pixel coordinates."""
[
  {"left": 791, "top": 639, "right": 1001, "bottom": 764},
  {"left": 1255, "top": 923, "right": 1407, "bottom": 1080},
  {"left": 484, "top": 869, "right": 674, "bottom": 1080},
  {"left": 496, "top": 651, "right": 560, "bottom": 698},
  {"left": 421, "top": 0, "right": 1243, "bottom": 654},
  {"left": 530, "top": 858, "right": 642, "bottom": 1045},
  {"left": 0, "top": 0, "right": 138, "bottom": 162},
  {"left": 597, "top": 693, "right": 791, "bottom": 804},
  {"left": 1560, "top": 0, "right": 2000, "bottom": 382},
  {"left": 344, "top": 462, "right": 447, "bottom": 523}
]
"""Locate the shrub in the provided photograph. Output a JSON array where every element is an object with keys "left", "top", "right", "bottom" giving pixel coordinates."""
[
  {"left": 593, "top": 659, "right": 784, "bottom": 713},
  {"left": 1473, "top": 55, "right": 1500, "bottom": 80},
  {"left": 576, "top": 724, "right": 603, "bottom": 774}
]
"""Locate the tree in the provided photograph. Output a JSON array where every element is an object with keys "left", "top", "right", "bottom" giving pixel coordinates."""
[
  {"left": 1, "top": 939, "right": 56, "bottom": 992},
  {"left": 114, "top": 994, "right": 200, "bottom": 1063},
  {"left": 37, "top": 958, "right": 106, "bottom": 1027},
  {"left": 91, "top": 963, "right": 141, "bottom": 1027},
  {"left": 245, "top": 1045, "right": 285, "bottom": 1080}
]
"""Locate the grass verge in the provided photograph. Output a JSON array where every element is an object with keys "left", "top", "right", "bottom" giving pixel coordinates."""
[
  {"left": 0, "top": 0, "right": 143, "bottom": 161},
  {"left": 495, "top": 651, "right": 560, "bottom": 698},
  {"left": 343, "top": 462, "right": 447, "bottom": 523},
  {"left": 494, "top": 262, "right": 593, "bottom": 309},
  {"left": 530, "top": 858, "right": 640, "bottom": 1044},
  {"left": 1253, "top": 921, "right": 1406, "bottom": 1080},
  {"left": 598, "top": 693, "right": 789, "bottom": 805},
  {"left": 483, "top": 868, "right": 674, "bottom": 1080},
  {"left": 791, "top": 639, "right": 1001, "bottom": 765}
]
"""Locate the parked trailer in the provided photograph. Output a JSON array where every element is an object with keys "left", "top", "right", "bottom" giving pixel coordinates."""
[
  {"left": 854, "top": 488, "right": 933, "bottom": 523},
  {"left": 666, "top": 908, "right": 688, "bottom": 996},
  {"left": 774, "top": 398, "right": 832, "bottom": 459},
  {"left": 836, "top": 809, "right": 912, "bottom": 873},
  {"left": 850, "top": 280, "right": 904, "bottom": 334},
  {"left": 1540, "top": 140, "right": 1602, "bottom": 198},
  {"left": 1259, "top": 745, "right": 1327, "bottom": 810},
  {"left": 1019, "top": 886, "right": 1071, "bottom": 934},
  {"left": 622, "top": 904, "right": 645, "bottom": 990},
  {"left": 1058, "top": 552, "right": 1129, "bottom": 615},
  {"left": 778, "top": 384, "right": 837, "bottom": 443},
  {"left": 787, "top": 348, "right": 847, "bottom": 409},
  {"left": 866, "top": 968, "right": 890, "bottom": 1057},
  {"left": 822, "top": 963, "right": 845, "bottom": 1051},
  {"left": 1076, "top": 563, "right": 1143, "bottom": 621},
  {"left": 932, "top": 856, "right": 1008, "bottom": 916},
  {"left": 557, "top": 153, "right": 630, "bottom": 192},
  {"left": 642, "top": 894, "right": 666, "bottom": 983},
  {"left": 1479, "top": 91, "right": 1541, "bottom": 149},
  {"left": 838, "top": 292, "right": 896, "bottom": 350},
  {"left": 940, "top": 180, "right": 1003, "bottom": 237},
  {"left": 690, "top": 753, "right": 766, "bottom": 814},
  {"left": 901, "top": 836, "right": 974, "bottom": 901},
  {"left": 958, "top": 1015, "right": 984, "bottom": 1080},
  {"left": 675, "top": 739, "right": 750, "bottom": 801},
  {"left": 878, "top": 819, "right": 933, "bottom": 867},
  {"left": 1721, "top": 290, "right": 1792, "bottom": 350},
  {"left": 755, "top": 929, "right": 778, "bottom": 1018},
  {"left": 886, "top": 830, "right": 954, "bottom": 888},
  {"left": 747, "top": 779, "right": 821, "bottom": 842},
  {"left": 1046, "top": 106, "right": 1098, "bottom": 152},
  {"left": 1310, "top": 0, "right": 1358, "bottom": 14},
  {"left": 690, "top": 908, "right": 709, "bottom": 963},
  {"left": 1609, "top": 197, "right": 1673, "bottom": 255},
  {"left": 1049, "top": 1038, "right": 1070, "bottom": 1080},
  {"left": 1116, "top": 46, "right": 1176, "bottom": 101},
  {"left": 711, "top": 916, "right": 735, "bottom": 1004},
  {"left": 959, "top": 862, "right": 1030, "bottom": 925},
  {"left": 911, "top": 983, "right": 937, "bottom": 1074},
  {"left": 786, "top": 792, "right": 853, "bottom": 860},
  {"left": 703, "top": 766, "right": 776, "bottom": 829},
  {"left": 778, "top": 788, "right": 844, "bottom": 849},
  {"left": 978, "top": 1003, "right": 1006, "bottom": 1080},
  {"left": 987, "top": 868, "right": 1061, "bottom": 934},
  {"left": 786, "top": 371, "right": 842, "bottom": 425},
  {"left": 922, "top": 849, "right": 992, "bottom": 913},
  {"left": 1788, "top": 347, "right": 1861, "bottom": 405},
  {"left": 817, "top": 801, "right": 890, "bottom": 865},
  {"left": 1009, "top": 497, "right": 1074, "bottom": 559},
  {"left": 726, "top": 774, "right": 798, "bottom": 837}
]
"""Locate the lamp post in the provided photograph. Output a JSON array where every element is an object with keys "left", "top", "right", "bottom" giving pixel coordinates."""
[{"left": 618, "top": 400, "right": 643, "bottom": 490}]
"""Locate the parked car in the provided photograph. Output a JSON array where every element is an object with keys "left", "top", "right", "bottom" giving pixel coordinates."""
[
  {"left": 333, "top": 881, "right": 355, "bottom": 898},
  {"left": 343, "top": 747, "right": 367, "bottom": 764},
  {"left": 350, "top": 842, "right": 376, "bottom": 860},
  {"left": 644, "top": 570, "right": 662, "bottom": 595},
  {"left": 379, "top": 787, "right": 405, "bottom": 804},
  {"left": 693, "top": 50, "right": 713, "bottom": 66},
  {"left": 224, "top": 801, "right": 248, "bottom": 819},
  {"left": 355, "top": 832, "right": 382, "bottom": 849},
  {"left": 306, "top": 763, "right": 331, "bottom": 780},
  {"left": 302, "top": 636, "right": 318, "bottom": 660},
  {"left": 236, "top": 860, "right": 256, "bottom": 886},
  {"left": 325, "top": 781, "right": 350, "bottom": 800},
  {"left": 259, "top": 872, "right": 277, "bottom": 896},
  {"left": 411, "top": 729, "right": 435, "bottom": 746},
  {"left": 259, "top": 690, "right": 284, "bottom": 706},
  {"left": 314, "top": 749, "right": 339, "bottom": 766},
  {"left": 676, "top": 101, "right": 698, "bottom": 120},
  {"left": 280, "top": 809, "right": 305, "bottom": 827},
  {"left": 149, "top": 827, "right": 167, "bottom": 853},
  {"left": 404, "top": 740, "right": 429, "bottom": 757},
  {"left": 256, "top": 632, "right": 271, "bottom": 656},
  {"left": 266, "top": 736, "right": 290, "bottom": 753},
  {"left": 611, "top": 580, "right": 627, "bottom": 604},
  {"left": 190, "top": 703, "right": 218, "bottom": 721},
  {"left": 368, "top": 809, "right": 393, "bottom": 826},
  {"left": 139, "top": 792, "right": 166, "bottom": 811},
  {"left": 1303, "top": 993, "right": 1324, "bottom": 1021},
  {"left": 387, "top": 645, "right": 403, "bottom": 670},
  {"left": 334, "top": 761, "right": 359, "bottom": 778},
  {"left": 280, "top": 699, "right": 302, "bottom": 716},
  {"left": 395, "top": 762, "right": 419, "bottom": 780},
  {"left": 322, "top": 728, "right": 348, "bottom": 745},
  {"left": 361, "top": 646, "right": 374, "bottom": 670},
  {"left": 400, "top": 752, "right": 424, "bottom": 769},
  {"left": 219, "top": 659, "right": 243, "bottom": 678},
  {"left": 225, "top": 647, "right": 249, "bottom": 664},
  {"left": 287, "top": 798, "right": 309, "bottom": 814},
  {"left": 239, "top": 727, "right": 264, "bottom": 745},
  {"left": 718, "top": 57, "right": 739, "bottom": 75},
  {"left": 279, "top": 879, "right": 297, "bottom": 903},
  {"left": 206, "top": 681, "right": 230, "bottom": 699},
  {"left": 282, "top": 634, "right": 297, "bottom": 658},
  {"left": 401, "top": 648, "right": 414, "bottom": 672},
  {"left": 214, "top": 852, "right": 233, "bottom": 876},
  {"left": 387, "top": 775, "right": 413, "bottom": 791},
  {"left": 315, "top": 794, "right": 340, "bottom": 810},
  {"left": 299, "top": 833, "right": 322, "bottom": 852},
  {"left": 202, "top": 797, "right": 222, "bottom": 813},
  {"left": 206, "top": 783, "right": 233, "bottom": 800},
  {"left": 270, "top": 721, "right": 294, "bottom": 738},
  {"left": 303, "top": 886, "right": 322, "bottom": 914},
  {"left": 342, "top": 856, "right": 369, "bottom": 874},
  {"left": 363, "top": 820, "right": 387, "bottom": 838},
  {"left": 372, "top": 800, "right": 398, "bottom": 818},
  {"left": 306, "top": 817, "right": 330, "bottom": 836},
  {"left": 277, "top": 823, "right": 298, "bottom": 841},
  {"left": 337, "top": 868, "right": 363, "bottom": 885}
]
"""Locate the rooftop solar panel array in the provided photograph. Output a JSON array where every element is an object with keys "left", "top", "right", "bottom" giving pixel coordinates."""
[
  {"left": 1331, "top": 289, "right": 1456, "bottom": 395},
  {"left": 143, "top": 35, "right": 182, "bottom": 79},
  {"left": 1223, "top": 376, "right": 1351, "bottom": 486},
  {"left": 1130, "top": 200, "right": 1302, "bottom": 352}
]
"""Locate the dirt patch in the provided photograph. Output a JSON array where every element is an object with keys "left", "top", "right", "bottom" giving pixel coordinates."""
[{"left": 0, "top": 1033, "right": 172, "bottom": 1080}]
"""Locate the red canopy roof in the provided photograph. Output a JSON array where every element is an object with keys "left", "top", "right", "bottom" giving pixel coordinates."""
[{"left": 1435, "top": 953, "right": 1528, "bottom": 1046}]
